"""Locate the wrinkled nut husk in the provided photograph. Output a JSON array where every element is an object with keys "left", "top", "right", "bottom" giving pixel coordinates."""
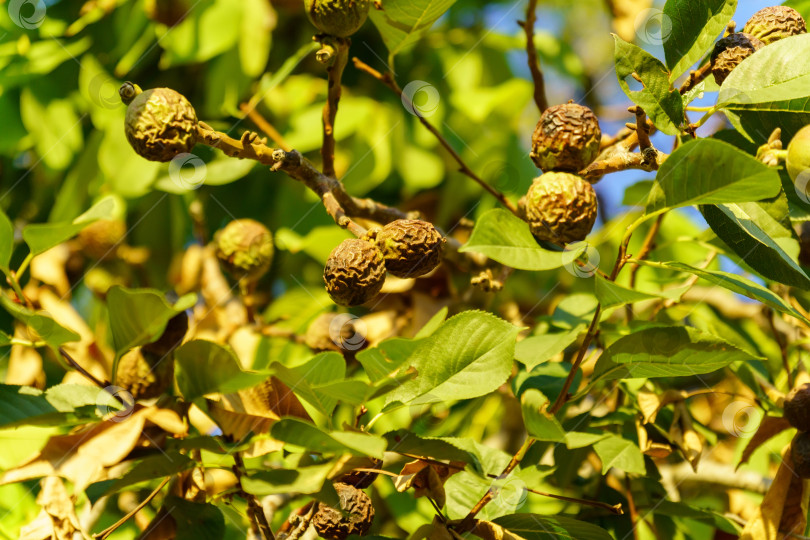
[
  {"left": 215, "top": 219, "right": 274, "bottom": 281},
  {"left": 784, "top": 383, "right": 810, "bottom": 432},
  {"left": 336, "top": 458, "right": 383, "bottom": 489},
  {"left": 787, "top": 124, "right": 810, "bottom": 183},
  {"left": 375, "top": 219, "right": 445, "bottom": 279},
  {"left": 304, "top": 0, "right": 370, "bottom": 37},
  {"left": 799, "top": 222, "right": 810, "bottom": 267},
  {"left": 313, "top": 483, "right": 375, "bottom": 540},
  {"left": 792, "top": 431, "right": 810, "bottom": 479},
  {"left": 116, "top": 347, "right": 174, "bottom": 400},
  {"left": 144, "top": 0, "right": 190, "bottom": 26},
  {"left": 78, "top": 219, "right": 127, "bottom": 260},
  {"left": 124, "top": 87, "right": 197, "bottom": 162},
  {"left": 530, "top": 103, "right": 601, "bottom": 173},
  {"left": 743, "top": 6, "right": 807, "bottom": 45},
  {"left": 324, "top": 239, "right": 386, "bottom": 307},
  {"left": 710, "top": 33, "right": 764, "bottom": 85},
  {"left": 143, "top": 311, "right": 189, "bottom": 357},
  {"left": 522, "top": 172, "right": 598, "bottom": 244}
]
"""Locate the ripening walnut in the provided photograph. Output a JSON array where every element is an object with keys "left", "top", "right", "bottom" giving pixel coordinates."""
[
  {"left": 323, "top": 239, "right": 386, "bottom": 306},
  {"left": 530, "top": 103, "right": 601, "bottom": 173},
  {"left": 374, "top": 219, "right": 445, "bottom": 279},
  {"left": 304, "top": 0, "right": 371, "bottom": 37},
  {"left": 312, "top": 483, "right": 374, "bottom": 540},
  {"left": 743, "top": 6, "right": 806, "bottom": 45},
  {"left": 710, "top": 33, "right": 764, "bottom": 85},
  {"left": 521, "top": 172, "right": 598, "bottom": 244}
]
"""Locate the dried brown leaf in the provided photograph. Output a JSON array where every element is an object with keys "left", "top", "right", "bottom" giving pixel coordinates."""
[
  {"left": 737, "top": 415, "right": 792, "bottom": 470},
  {"left": 741, "top": 443, "right": 797, "bottom": 539},
  {"left": 20, "top": 476, "right": 85, "bottom": 540}
]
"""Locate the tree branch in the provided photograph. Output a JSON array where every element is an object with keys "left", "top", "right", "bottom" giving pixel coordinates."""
[
  {"left": 352, "top": 57, "right": 521, "bottom": 216},
  {"left": 519, "top": 0, "right": 548, "bottom": 112},
  {"left": 318, "top": 37, "right": 350, "bottom": 178}
]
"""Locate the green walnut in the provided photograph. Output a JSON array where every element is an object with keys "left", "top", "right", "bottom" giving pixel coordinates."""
[
  {"left": 531, "top": 103, "right": 601, "bottom": 173},
  {"left": 122, "top": 84, "right": 198, "bottom": 162},
  {"left": 792, "top": 431, "right": 810, "bottom": 479},
  {"left": 78, "top": 219, "right": 126, "bottom": 260},
  {"left": 304, "top": 0, "right": 371, "bottom": 38},
  {"left": 323, "top": 238, "right": 385, "bottom": 307},
  {"left": 787, "top": 124, "right": 810, "bottom": 183},
  {"left": 710, "top": 33, "right": 764, "bottom": 85},
  {"left": 116, "top": 347, "right": 174, "bottom": 400},
  {"left": 521, "top": 172, "right": 598, "bottom": 244},
  {"left": 743, "top": 6, "right": 806, "bottom": 45},
  {"left": 215, "top": 219, "right": 274, "bottom": 281},
  {"left": 374, "top": 219, "right": 445, "bottom": 279},
  {"left": 312, "top": 482, "right": 375, "bottom": 540},
  {"left": 143, "top": 312, "right": 189, "bottom": 357},
  {"left": 784, "top": 383, "right": 810, "bottom": 432}
]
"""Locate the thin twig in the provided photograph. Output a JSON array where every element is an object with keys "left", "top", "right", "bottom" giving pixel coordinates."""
[
  {"left": 233, "top": 453, "right": 276, "bottom": 540},
  {"left": 625, "top": 213, "right": 666, "bottom": 321},
  {"left": 319, "top": 38, "right": 350, "bottom": 178},
  {"left": 525, "top": 487, "right": 623, "bottom": 515},
  {"left": 678, "top": 62, "right": 712, "bottom": 94},
  {"left": 768, "top": 310, "right": 794, "bottom": 389},
  {"left": 93, "top": 476, "right": 170, "bottom": 539},
  {"left": 59, "top": 347, "right": 111, "bottom": 392},
  {"left": 239, "top": 103, "right": 292, "bottom": 152},
  {"left": 352, "top": 58, "right": 520, "bottom": 216},
  {"left": 519, "top": 0, "right": 548, "bottom": 112}
]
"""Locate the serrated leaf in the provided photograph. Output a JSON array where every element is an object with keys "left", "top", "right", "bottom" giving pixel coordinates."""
[
  {"left": 719, "top": 34, "right": 810, "bottom": 142},
  {"left": 241, "top": 462, "right": 335, "bottom": 497},
  {"left": 593, "top": 326, "right": 758, "bottom": 381},
  {"left": 646, "top": 139, "right": 782, "bottom": 213},
  {"left": 0, "top": 295, "right": 80, "bottom": 352},
  {"left": 385, "top": 311, "right": 520, "bottom": 406},
  {"left": 520, "top": 389, "right": 565, "bottom": 442},
  {"left": 593, "top": 435, "right": 646, "bottom": 475},
  {"left": 491, "top": 514, "right": 613, "bottom": 540},
  {"left": 163, "top": 496, "right": 225, "bottom": 540},
  {"left": 270, "top": 418, "right": 386, "bottom": 458},
  {"left": 613, "top": 35, "right": 684, "bottom": 135},
  {"left": 594, "top": 274, "right": 666, "bottom": 308},
  {"left": 663, "top": 0, "right": 737, "bottom": 80},
  {"left": 701, "top": 200, "right": 810, "bottom": 289},
  {"left": 514, "top": 327, "right": 583, "bottom": 371},
  {"left": 382, "top": 430, "right": 479, "bottom": 465},
  {"left": 459, "top": 209, "right": 585, "bottom": 271},
  {"left": 369, "top": 0, "right": 456, "bottom": 61},
  {"left": 175, "top": 340, "right": 269, "bottom": 401},
  {"left": 636, "top": 260, "right": 810, "bottom": 323},
  {"left": 0, "top": 384, "right": 122, "bottom": 429},
  {"left": 271, "top": 352, "right": 346, "bottom": 415}
]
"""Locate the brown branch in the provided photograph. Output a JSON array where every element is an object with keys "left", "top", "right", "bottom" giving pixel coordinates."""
[
  {"left": 239, "top": 103, "right": 292, "bottom": 152},
  {"left": 678, "top": 62, "right": 712, "bottom": 94},
  {"left": 625, "top": 213, "right": 666, "bottom": 321},
  {"left": 94, "top": 477, "right": 170, "bottom": 539},
  {"left": 525, "top": 487, "right": 623, "bottom": 515},
  {"left": 319, "top": 38, "right": 350, "bottom": 178},
  {"left": 59, "top": 347, "right": 111, "bottom": 392},
  {"left": 768, "top": 310, "right": 794, "bottom": 389},
  {"left": 233, "top": 453, "right": 276, "bottom": 540},
  {"left": 352, "top": 57, "right": 520, "bottom": 216},
  {"left": 518, "top": 0, "right": 548, "bottom": 112}
]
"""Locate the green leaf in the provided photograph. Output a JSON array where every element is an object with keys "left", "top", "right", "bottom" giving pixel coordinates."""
[
  {"left": 593, "top": 435, "right": 646, "bottom": 475},
  {"left": 239, "top": 0, "right": 273, "bottom": 77},
  {"left": 663, "top": 0, "right": 737, "bottom": 80},
  {"left": 492, "top": 514, "right": 613, "bottom": 540},
  {"left": 20, "top": 88, "right": 83, "bottom": 171},
  {"left": 385, "top": 311, "right": 520, "bottom": 406},
  {"left": 594, "top": 275, "right": 667, "bottom": 308},
  {"left": 646, "top": 139, "right": 782, "bottom": 213},
  {"left": 22, "top": 196, "right": 122, "bottom": 256},
  {"left": 270, "top": 418, "right": 386, "bottom": 458},
  {"left": 613, "top": 35, "right": 684, "bottom": 135},
  {"left": 382, "top": 430, "right": 479, "bottom": 465},
  {"left": 0, "top": 296, "right": 80, "bottom": 352},
  {"left": 241, "top": 462, "right": 335, "bottom": 497},
  {"left": 163, "top": 496, "right": 225, "bottom": 540},
  {"left": 0, "top": 209, "right": 13, "bottom": 274},
  {"left": 356, "top": 338, "right": 420, "bottom": 383},
  {"left": 701, "top": 200, "right": 810, "bottom": 289},
  {"left": 459, "top": 209, "right": 585, "bottom": 271},
  {"left": 271, "top": 352, "right": 346, "bottom": 415},
  {"left": 107, "top": 286, "right": 195, "bottom": 357},
  {"left": 719, "top": 34, "right": 810, "bottom": 142},
  {"left": 107, "top": 453, "right": 195, "bottom": 495},
  {"left": 368, "top": 0, "right": 457, "bottom": 62},
  {"left": 175, "top": 340, "right": 268, "bottom": 401},
  {"left": 514, "top": 327, "right": 584, "bottom": 371},
  {"left": 0, "top": 384, "right": 123, "bottom": 429},
  {"left": 521, "top": 389, "right": 565, "bottom": 442},
  {"left": 593, "top": 326, "right": 758, "bottom": 381},
  {"left": 637, "top": 260, "right": 810, "bottom": 323}
]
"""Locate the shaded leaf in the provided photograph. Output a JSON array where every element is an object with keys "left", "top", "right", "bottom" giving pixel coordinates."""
[
  {"left": 271, "top": 418, "right": 386, "bottom": 459},
  {"left": 175, "top": 340, "right": 268, "bottom": 401},
  {"left": 593, "top": 435, "right": 646, "bottom": 475},
  {"left": 663, "top": 0, "right": 737, "bottom": 80}
]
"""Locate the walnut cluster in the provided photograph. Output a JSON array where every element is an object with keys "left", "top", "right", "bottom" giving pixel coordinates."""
[
  {"left": 123, "top": 86, "right": 198, "bottom": 163},
  {"left": 312, "top": 483, "right": 375, "bottom": 540},
  {"left": 530, "top": 103, "right": 601, "bottom": 173},
  {"left": 323, "top": 238, "right": 386, "bottom": 306},
  {"left": 521, "top": 172, "right": 597, "bottom": 244}
]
